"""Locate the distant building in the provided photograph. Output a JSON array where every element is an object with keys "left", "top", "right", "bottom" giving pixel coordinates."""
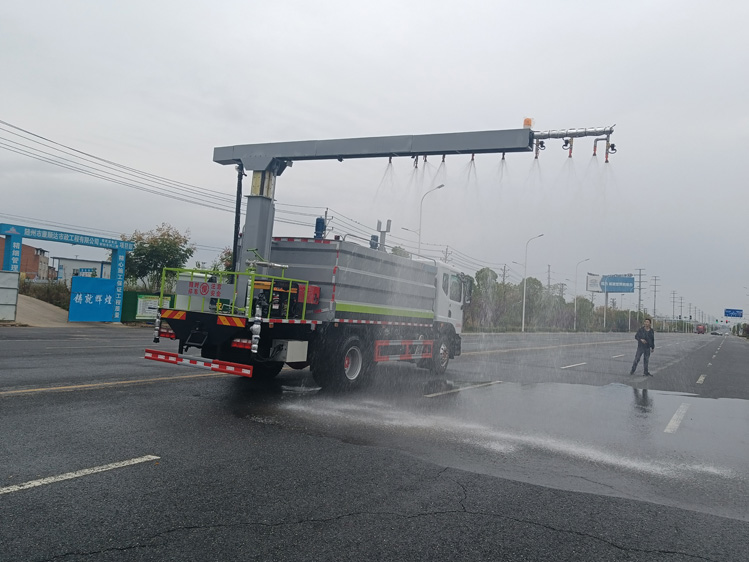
[
  {"left": 0, "top": 236, "right": 50, "bottom": 279},
  {"left": 53, "top": 257, "right": 111, "bottom": 287}
]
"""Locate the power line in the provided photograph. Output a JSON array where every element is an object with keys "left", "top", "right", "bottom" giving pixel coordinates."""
[
  {"left": 0, "top": 120, "right": 229, "bottom": 199},
  {"left": 0, "top": 133, "right": 235, "bottom": 205},
  {"left": 0, "top": 140, "right": 234, "bottom": 213}
]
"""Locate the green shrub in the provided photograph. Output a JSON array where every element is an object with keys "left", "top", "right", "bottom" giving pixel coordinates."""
[{"left": 19, "top": 280, "right": 71, "bottom": 310}]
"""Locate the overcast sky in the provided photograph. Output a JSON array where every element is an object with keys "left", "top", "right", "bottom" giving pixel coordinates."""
[{"left": 2, "top": 1, "right": 748, "bottom": 322}]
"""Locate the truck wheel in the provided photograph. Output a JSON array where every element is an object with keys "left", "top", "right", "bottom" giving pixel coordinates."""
[
  {"left": 431, "top": 335, "right": 450, "bottom": 376},
  {"left": 252, "top": 362, "right": 284, "bottom": 380},
  {"left": 314, "top": 334, "right": 369, "bottom": 390}
]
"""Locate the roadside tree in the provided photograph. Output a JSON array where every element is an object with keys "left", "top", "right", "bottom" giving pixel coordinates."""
[
  {"left": 390, "top": 246, "right": 411, "bottom": 258},
  {"left": 468, "top": 267, "right": 499, "bottom": 329},
  {"left": 211, "top": 247, "right": 233, "bottom": 271},
  {"left": 122, "top": 223, "right": 195, "bottom": 292}
]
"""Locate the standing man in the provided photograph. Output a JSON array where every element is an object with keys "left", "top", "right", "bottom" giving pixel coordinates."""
[{"left": 630, "top": 318, "right": 655, "bottom": 376}]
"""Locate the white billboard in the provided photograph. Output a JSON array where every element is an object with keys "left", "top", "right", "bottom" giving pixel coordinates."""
[{"left": 586, "top": 273, "right": 602, "bottom": 293}]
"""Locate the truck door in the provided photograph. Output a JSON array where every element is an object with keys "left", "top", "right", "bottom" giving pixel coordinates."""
[{"left": 434, "top": 269, "right": 464, "bottom": 333}]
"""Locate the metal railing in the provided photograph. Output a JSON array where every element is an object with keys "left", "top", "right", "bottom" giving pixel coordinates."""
[{"left": 158, "top": 267, "right": 310, "bottom": 320}]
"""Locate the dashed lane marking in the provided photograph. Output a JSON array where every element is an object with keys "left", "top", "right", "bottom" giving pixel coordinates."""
[
  {"left": 560, "top": 362, "right": 587, "bottom": 370},
  {"left": 664, "top": 403, "right": 691, "bottom": 433},
  {"left": 697, "top": 375, "right": 707, "bottom": 384},
  {"left": 424, "top": 381, "right": 502, "bottom": 398},
  {"left": 0, "top": 455, "right": 160, "bottom": 495},
  {"left": 611, "top": 354, "right": 625, "bottom": 358}
]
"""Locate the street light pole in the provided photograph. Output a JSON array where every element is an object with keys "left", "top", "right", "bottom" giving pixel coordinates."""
[
  {"left": 521, "top": 233, "right": 544, "bottom": 333},
  {"left": 417, "top": 184, "right": 444, "bottom": 256},
  {"left": 574, "top": 257, "right": 590, "bottom": 332}
]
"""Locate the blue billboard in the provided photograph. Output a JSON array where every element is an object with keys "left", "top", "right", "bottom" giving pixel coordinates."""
[
  {"left": 724, "top": 309, "right": 743, "bottom": 318},
  {"left": 69, "top": 277, "right": 117, "bottom": 322},
  {"left": 0, "top": 224, "right": 134, "bottom": 253},
  {"left": 600, "top": 276, "right": 635, "bottom": 293},
  {"left": 588, "top": 274, "right": 635, "bottom": 293}
]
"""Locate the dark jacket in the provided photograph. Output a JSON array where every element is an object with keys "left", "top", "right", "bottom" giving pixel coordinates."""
[{"left": 635, "top": 326, "right": 655, "bottom": 350}]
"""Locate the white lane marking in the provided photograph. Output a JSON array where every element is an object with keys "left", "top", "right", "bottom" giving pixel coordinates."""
[
  {"left": 0, "top": 455, "right": 160, "bottom": 495},
  {"left": 611, "top": 354, "right": 625, "bottom": 358},
  {"left": 560, "top": 362, "right": 587, "bottom": 370},
  {"left": 696, "top": 375, "right": 707, "bottom": 384},
  {"left": 45, "top": 345, "right": 148, "bottom": 350},
  {"left": 0, "top": 373, "right": 227, "bottom": 397},
  {"left": 462, "top": 338, "right": 630, "bottom": 357},
  {"left": 712, "top": 355, "right": 717, "bottom": 359},
  {"left": 664, "top": 403, "right": 691, "bottom": 433},
  {"left": 0, "top": 338, "right": 146, "bottom": 344},
  {"left": 708, "top": 363, "right": 712, "bottom": 367},
  {"left": 424, "top": 381, "right": 502, "bottom": 398}
]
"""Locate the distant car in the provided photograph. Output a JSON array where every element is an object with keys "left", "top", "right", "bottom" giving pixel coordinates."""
[
  {"left": 696, "top": 324, "right": 706, "bottom": 334},
  {"left": 710, "top": 330, "right": 721, "bottom": 335}
]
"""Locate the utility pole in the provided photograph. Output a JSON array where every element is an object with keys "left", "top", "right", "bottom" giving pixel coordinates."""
[
  {"left": 652, "top": 275, "right": 660, "bottom": 328},
  {"left": 636, "top": 268, "right": 645, "bottom": 324},
  {"left": 500, "top": 264, "right": 508, "bottom": 314},
  {"left": 679, "top": 296, "right": 684, "bottom": 333},
  {"left": 232, "top": 163, "right": 247, "bottom": 272},
  {"left": 442, "top": 246, "right": 452, "bottom": 263},
  {"left": 688, "top": 302, "right": 692, "bottom": 332}
]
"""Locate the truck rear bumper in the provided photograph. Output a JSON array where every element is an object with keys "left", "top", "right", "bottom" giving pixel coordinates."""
[{"left": 144, "top": 349, "right": 253, "bottom": 377}]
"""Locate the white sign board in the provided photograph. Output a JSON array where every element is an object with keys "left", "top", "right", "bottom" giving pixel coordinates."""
[
  {"left": 586, "top": 273, "right": 602, "bottom": 293},
  {"left": 175, "top": 280, "right": 230, "bottom": 300},
  {"left": 0, "top": 271, "right": 20, "bottom": 321},
  {"left": 136, "top": 295, "right": 162, "bottom": 320}
]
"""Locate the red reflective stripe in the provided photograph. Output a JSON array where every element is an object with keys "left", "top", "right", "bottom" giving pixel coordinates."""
[
  {"left": 373, "top": 340, "right": 433, "bottom": 362},
  {"left": 144, "top": 349, "right": 252, "bottom": 378},
  {"left": 273, "top": 237, "right": 332, "bottom": 244},
  {"left": 212, "top": 360, "right": 253, "bottom": 377},
  {"left": 144, "top": 349, "right": 179, "bottom": 364},
  {"left": 161, "top": 310, "right": 186, "bottom": 320},
  {"left": 335, "top": 319, "right": 431, "bottom": 327},
  {"left": 217, "top": 316, "right": 246, "bottom": 327}
]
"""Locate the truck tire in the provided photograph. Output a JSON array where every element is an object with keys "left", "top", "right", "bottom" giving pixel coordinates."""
[
  {"left": 431, "top": 334, "right": 450, "bottom": 376},
  {"left": 313, "top": 334, "right": 370, "bottom": 391}
]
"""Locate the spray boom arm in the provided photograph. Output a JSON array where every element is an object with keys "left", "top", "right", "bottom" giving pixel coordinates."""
[
  {"left": 532, "top": 126, "right": 616, "bottom": 162},
  {"left": 531, "top": 126, "right": 615, "bottom": 139}
]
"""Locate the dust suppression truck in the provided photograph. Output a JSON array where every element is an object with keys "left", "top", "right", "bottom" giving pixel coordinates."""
[
  {"left": 145, "top": 125, "right": 615, "bottom": 388},
  {"left": 146, "top": 235, "right": 472, "bottom": 390}
]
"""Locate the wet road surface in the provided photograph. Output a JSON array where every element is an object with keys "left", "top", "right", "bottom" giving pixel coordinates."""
[{"left": 1, "top": 327, "right": 748, "bottom": 560}]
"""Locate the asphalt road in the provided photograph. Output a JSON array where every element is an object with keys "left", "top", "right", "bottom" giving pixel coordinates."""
[{"left": 1, "top": 326, "right": 748, "bottom": 561}]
